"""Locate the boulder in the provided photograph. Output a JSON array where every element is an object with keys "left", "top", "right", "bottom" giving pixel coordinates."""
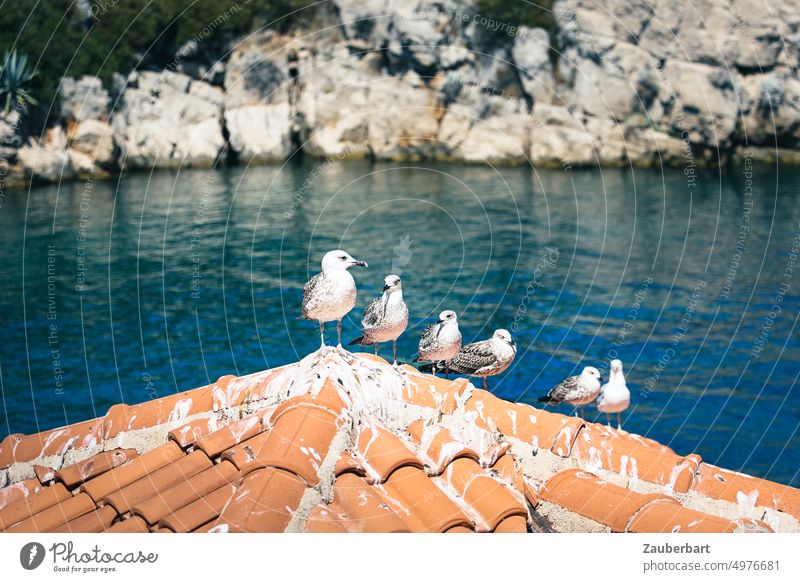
[
  {"left": 530, "top": 104, "right": 596, "bottom": 166},
  {"left": 511, "top": 27, "right": 554, "bottom": 105},
  {"left": 298, "top": 49, "right": 376, "bottom": 158},
  {"left": 68, "top": 119, "right": 116, "bottom": 171},
  {"left": 223, "top": 31, "right": 296, "bottom": 161},
  {"left": 225, "top": 104, "right": 293, "bottom": 161},
  {"left": 740, "top": 67, "right": 800, "bottom": 148},
  {"left": 112, "top": 71, "right": 225, "bottom": 168},
  {"left": 660, "top": 61, "right": 740, "bottom": 146},
  {"left": 17, "top": 127, "right": 74, "bottom": 181},
  {"left": 59, "top": 76, "right": 111, "bottom": 122},
  {"left": 367, "top": 73, "right": 441, "bottom": 160},
  {"left": 0, "top": 111, "right": 23, "bottom": 161},
  {"left": 438, "top": 87, "right": 530, "bottom": 163}
]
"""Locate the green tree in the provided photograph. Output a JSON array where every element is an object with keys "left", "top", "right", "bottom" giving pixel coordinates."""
[
  {"left": 0, "top": 1, "right": 317, "bottom": 111},
  {"left": 474, "top": 0, "right": 556, "bottom": 34}
]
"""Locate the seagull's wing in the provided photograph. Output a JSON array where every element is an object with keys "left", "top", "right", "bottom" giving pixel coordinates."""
[
  {"left": 417, "top": 323, "right": 438, "bottom": 350},
  {"left": 448, "top": 339, "right": 497, "bottom": 374},
  {"left": 300, "top": 273, "right": 323, "bottom": 318},
  {"left": 547, "top": 375, "right": 579, "bottom": 402},
  {"left": 360, "top": 296, "right": 384, "bottom": 329}
]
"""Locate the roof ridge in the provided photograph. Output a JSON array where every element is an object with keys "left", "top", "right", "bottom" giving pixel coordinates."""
[{"left": 2, "top": 350, "right": 800, "bottom": 533}]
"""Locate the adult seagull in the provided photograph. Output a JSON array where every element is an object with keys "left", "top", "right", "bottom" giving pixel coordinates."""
[
  {"left": 300, "top": 249, "right": 367, "bottom": 347},
  {"left": 596, "top": 359, "right": 631, "bottom": 429}
]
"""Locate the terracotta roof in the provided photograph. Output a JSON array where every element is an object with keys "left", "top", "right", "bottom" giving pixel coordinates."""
[{"left": 1, "top": 350, "right": 798, "bottom": 533}]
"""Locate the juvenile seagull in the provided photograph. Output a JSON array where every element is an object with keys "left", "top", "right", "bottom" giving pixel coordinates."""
[
  {"left": 537, "top": 366, "right": 602, "bottom": 417},
  {"left": 596, "top": 359, "right": 631, "bottom": 430},
  {"left": 349, "top": 275, "right": 408, "bottom": 364},
  {"left": 300, "top": 249, "right": 368, "bottom": 348},
  {"left": 413, "top": 310, "right": 462, "bottom": 377},
  {"left": 441, "top": 329, "right": 516, "bottom": 389}
]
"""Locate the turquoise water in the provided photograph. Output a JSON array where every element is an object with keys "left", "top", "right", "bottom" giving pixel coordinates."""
[{"left": 0, "top": 160, "right": 798, "bottom": 486}]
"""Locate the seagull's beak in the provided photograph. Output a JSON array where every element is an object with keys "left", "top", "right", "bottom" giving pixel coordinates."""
[
  {"left": 436, "top": 322, "right": 444, "bottom": 337},
  {"left": 509, "top": 338, "right": 516, "bottom": 347},
  {"left": 382, "top": 284, "right": 391, "bottom": 292},
  {"left": 352, "top": 259, "right": 368, "bottom": 267}
]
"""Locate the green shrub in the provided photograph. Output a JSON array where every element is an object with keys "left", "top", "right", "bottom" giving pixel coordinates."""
[
  {"left": 0, "top": 0, "right": 316, "bottom": 109},
  {"left": 0, "top": 50, "right": 39, "bottom": 114},
  {"left": 474, "top": 0, "right": 556, "bottom": 35}
]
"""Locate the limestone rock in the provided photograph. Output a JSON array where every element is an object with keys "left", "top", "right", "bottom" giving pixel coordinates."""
[
  {"left": 511, "top": 27, "right": 554, "bottom": 105},
  {"left": 530, "top": 104, "right": 596, "bottom": 166},
  {"left": 18, "top": 127, "right": 74, "bottom": 180},
  {"left": 59, "top": 76, "right": 111, "bottom": 122},
  {"left": 112, "top": 71, "right": 225, "bottom": 168},
  {"left": 367, "top": 74, "right": 442, "bottom": 160},
  {"left": 299, "top": 49, "right": 375, "bottom": 158}
]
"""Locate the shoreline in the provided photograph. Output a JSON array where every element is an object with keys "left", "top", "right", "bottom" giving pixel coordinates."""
[{"left": 4, "top": 145, "right": 798, "bottom": 192}]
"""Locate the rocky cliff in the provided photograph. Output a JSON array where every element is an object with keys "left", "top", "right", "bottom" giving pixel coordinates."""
[{"left": 2, "top": 0, "right": 799, "bottom": 186}]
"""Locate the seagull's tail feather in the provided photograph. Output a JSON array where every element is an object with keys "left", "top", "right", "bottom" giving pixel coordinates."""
[
  {"left": 537, "top": 395, "right": 554, "bottom": 403},
  {"left": 348, "top": 335, "right": 373, "bottom": 346}
]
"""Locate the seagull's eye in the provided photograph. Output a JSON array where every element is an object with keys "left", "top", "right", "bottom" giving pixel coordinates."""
[{"left": 340, "top": 256, "right": 347, "bottom": 260}]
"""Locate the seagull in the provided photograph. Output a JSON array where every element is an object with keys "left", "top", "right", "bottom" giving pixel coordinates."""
[
  {"left": 413, "top": 310, "right": 462, "bottom": 377},
  {"left": 596, "top": 359, "right": 630, "bottom": 429},
  {"left": 432, "top": 328, "right": 516, "bottom": 389},
  {"left": 537, "top": 366, "right": 602, "bottom": 417},
  {"left": 349, "top": 275, "right": 408, "bottom": 364},
  {"left": 300, "top": 249, "right": 368, "bottom": 348}
]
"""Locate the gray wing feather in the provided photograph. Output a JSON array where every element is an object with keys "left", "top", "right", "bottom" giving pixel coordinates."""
[
  {"left": 448, "top": 339, "right": 496, "bottom": 374},
  {"left": 301, "top": 273, "right": 322, "bottom": 318},
  {"left": 547, "top": 376, "right": 579, "bottom": 402},
  {"left": 418, "top": 323, "right": 438, "bottom": 351},
  {"left": 361, "top": 297, "right": 384, "bottom": 329}
]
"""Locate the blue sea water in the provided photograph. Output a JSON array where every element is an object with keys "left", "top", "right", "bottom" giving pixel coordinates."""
[{"left": 0, "top": 160, "right": 798, "bottom": 486}]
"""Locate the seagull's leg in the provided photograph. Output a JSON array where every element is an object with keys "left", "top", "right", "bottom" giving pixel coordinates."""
[
  {"left": 319, "top": 321, "right": 325, "bottom": 348},
  {"left": 606, "top": 414, "right": 611, "bottom": 427},
  {"left": 580, "top": 405, "right": 585, "bottom": 418},
  {"left": 392, "top": 340, "right": 398, "bottom": 365},
  {"left": 617, "top": 412, "right": 622, "bottom": 431},
  {"left": 373, "top": 343, "right": 378, "bottom": 355},
  {"left": 337, "top": 319, "right": 343, "bottom": 348},
  {"left": 573, "top": 406, "right": 578, "bottom": 418},
  {"left": 483, "top": 376, "right": 488, "bottom": 390},
  {"left": 445, "top": 363, "right": 449, "bottom": 380}
]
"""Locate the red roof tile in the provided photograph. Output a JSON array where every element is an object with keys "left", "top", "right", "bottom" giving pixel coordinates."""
[
  {"left": 306, "top": 473, "right": 409, "bottom": 533},
  {"left": 81, "top": 441, "right": 184, "bottom": 502},
  {"left": 690, "top": 462, "right": 800, "bottom": 519},
  {"left": 357, "top": 421, "right": 423, "bottom": 483},
  {"left": 6, "top": 492, "right": 96, "bottom": 533},
  {"left": 132, "top": 460, "right": 238, "bottom": 526},
  {"left": 570, "top": 423, "right": 701, "bottom": 491},
  {"left": 540, "top": 469, "right": 674, "bottom": 532},
  {"left": 0, "top": 478, "right": 42, "bottom": 510},
  {"left": 103, "top": 450, "right": 212, "bottom": 515},
  {"left": 0, "top": 350, "right": 797, "bottom": 533},
  {"left": 159, "top": 482, "right": 237, "bottom": 533},
  {"left": 0, "top": 482, "right": 71, "bottom": 530},
  {"left": 55, "top": 449, "right": 139, "bottom": 489},
  {"left": 213, "top": 467, "right": 307, "bottom": 533}
]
